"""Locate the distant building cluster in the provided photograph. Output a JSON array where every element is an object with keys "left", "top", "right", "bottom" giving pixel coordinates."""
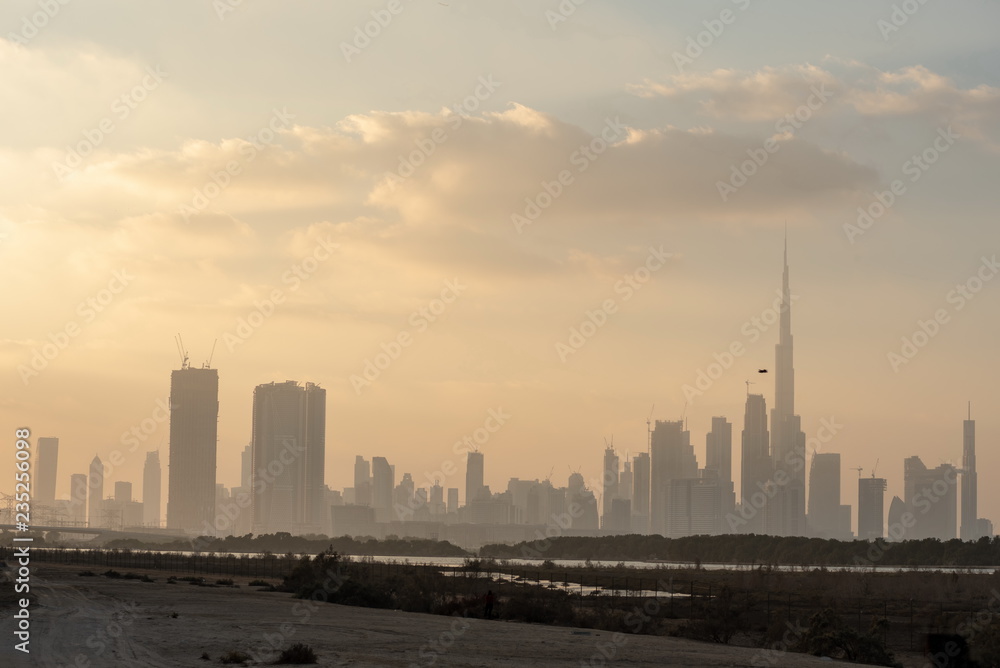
[{"left": 14, "top": 239, "right": 992, "bottom": 549}]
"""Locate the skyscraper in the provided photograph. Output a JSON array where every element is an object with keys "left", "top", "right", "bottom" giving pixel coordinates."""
[
  {"left": 466, "top": 451, "right": 485, "bottom": 505},
  {"left": 961, "top": 407, "right": 978, "bottom": 541},
  {"left": 769, "top": 234, "right": 807, "bottom": 537},
  {"left": 601, "top": 446, "right": 620, "bottom": 530},
  {"left": 858, "top": 476, "right": 887, "bottom": 540},
  {"left": 650, "top": 420, "right": 697, "bottom": 536},
  {"left": 808, "top": 453, "right": 848, "bottom": 538},
  {"left": 115, "top": 481, "right": 132, "bottom": 502},
  {"left": 167, "top": 365, "right": 219, "bottom": 532},
  {"left": 354, "top": 456, "right": 371, "bottom": 507},
  {"left": 143, "top": 451, "right": 161, "bottom": 527},
  {"left": 88, "top": 455, "right": 104, "bottom": 528},
  {"left": 904, "top": 456, "right": 957, "bottom": 540},
  {"left": 739, "top": 393, "right": 771, "bottom": 534},
  {"left": 35, "top": 437, "right": 59, "bottom": 506},
  {"left": 371, "top": 456, "right": 394, "bottom": 522},
  {"left": 69, "top": 473, "right": 87, "bottom": 525},
  {"left": 705, "top": 417, "right": 736, "bottom": 524},
  {"left": 631, "top": 452, "right": 650, "bottom": 534},
  {"left": 251, "top": 380, "right": 327, "bottom": 534}
]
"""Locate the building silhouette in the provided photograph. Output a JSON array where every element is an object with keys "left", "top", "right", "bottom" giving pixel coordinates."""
[
  {"left": 961, "top": 407, "right": 979, "bottom": 540},
  {"left": 808, "top": 453, "right": 850, "bottom": 539},
  {"left": 250, "top": 380, "right": 326, "bottom": 534},
  {"left": 354, "top": 455, "right": 372, "bottom": 507},
  {"left": 166, "top": 365, "right": 219, "bottom": 532},
  {"left": 858, "top": 476, "right": 887, "bottom": 540},
  {"left": 69, "top": 472, "right": 87, "bottom": 525},
  {"left": 35, "top": 437, "right": 59, "bottom": 506},
  {"left": 769, "top": 235, "right": 807, "bottom": 536},
  {"left": 904, "top": 456, "right": 957, "bottom": 540},
  {"left": 631, "top": 452, "right": 650, "bottom": 533},
  {"left": 143, "top": 451, "right": 161, "bottom": 527},
  {"left": 601, "top": 446, "right": 620, "bottom": 530},
  {"left": 740, "top": 393, "right": 771, "bottom": 534},
  {"left": 705, "top": 416, "right": 736, "bottom": 528},
  {"left": 87, "top": 455, "right": 104, "bottom": 528},
  {"left": 466, "top": 451, "right": 485, "bottom": 505},
  {"left": 371, "top": 456, "right": 394, "bottom": 522},
  {"left": 650, "top": 420, "right": 697, "bottom": 536}
]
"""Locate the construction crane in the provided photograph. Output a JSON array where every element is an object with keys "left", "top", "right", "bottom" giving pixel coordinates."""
[
  {"left": 871, "top": 459, "right": 880, "bottom": 478},
  {"left": 203, "top": 338, "right": 217, "bottom": 369},
  {"left": 853, "top": 466, "right": 864, "bottom": 479},
  {"left": 174, "top": 334, "right": 189, "bottom": 369}
]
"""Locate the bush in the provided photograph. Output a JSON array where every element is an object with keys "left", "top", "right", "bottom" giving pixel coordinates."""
[
  {"left": 78, "top": 570, "right": 96, "bottom": 577},
  {"left": 216, "top": 578, "right": 234, "bottom": 586},
  {"left": 102, "top": 570, "right": 121, "bottom": 579},
  {"left": 273, "top": 643, "right": 317, "bottom": 664},
  {"left": 219, "top": 649, "right": 252, "bottom": 664},
  {"left": 248, "top": 579, "right": 271, "bottom": 587}
]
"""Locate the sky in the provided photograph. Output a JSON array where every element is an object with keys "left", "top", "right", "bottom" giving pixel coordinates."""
[{"left": 2, "top": 1, "right": 999, "bottom": 534}]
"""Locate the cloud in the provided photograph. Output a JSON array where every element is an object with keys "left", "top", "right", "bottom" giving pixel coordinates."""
[{"left": 629, "top": 61, "right": 1000, "bottom": 146}]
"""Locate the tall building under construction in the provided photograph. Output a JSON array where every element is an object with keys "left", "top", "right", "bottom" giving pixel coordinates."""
[{"left": 166, "top": 364, "right": 219, "bottom": 533}]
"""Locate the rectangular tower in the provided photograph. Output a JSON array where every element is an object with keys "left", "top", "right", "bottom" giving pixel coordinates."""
[
  {"left": 143, "top": 451, "right": 161, "bottom": 527},
  {"left": 35, "top": 437, "right": 59, "bottom": 506},
  {"left": 961, "top": 408, "right": 978, "bottom": 541},
  {"left": 250, "top": 380, "right": 327, "bottom": 535},
  {"left": 465, "top": 451, "right": 484, "bottom": 505},
  {"left": 740, "top": 394, "right": 771, "bottom": 534},
  {"left": 167, "top": 366, "right": 219, "bottom": 533},
  {"left": 631, "top": 452, "right": 650, "bottom": 534},
  {"left": 858, "top": 476, "right": 886, "bottom": 539}
]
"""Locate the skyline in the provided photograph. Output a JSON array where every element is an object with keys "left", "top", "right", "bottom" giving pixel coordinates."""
[{"left": 2, "top": 2, "right": 999, "bottom": 537}]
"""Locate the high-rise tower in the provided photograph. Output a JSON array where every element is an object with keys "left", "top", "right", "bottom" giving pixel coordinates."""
[
  {"left": 961, "top": 405, "right": 978, "bottom": 541},
  {"left": 143, "top": 451, "right": 162, "bottom": 527},
  {"left": 250, "top": 381, "right": 327, "bottom": 535},
  {"left": 465, "top": 451, "right": 485, "bottom": 505},
  {"left": 166, "top": 365, "right": 219, "bottom": 533},
  {"left": 88, "top": 455, "right": 104, "bottom": 528},
  {"left": 739, "top": 393, "right": 771, "bottom": 534},
  {"left": 35, "top": 437, "right": 59, "bottom": 507},
  {"left": 770, "top": 232, "right": 806, "bottom": 536}
]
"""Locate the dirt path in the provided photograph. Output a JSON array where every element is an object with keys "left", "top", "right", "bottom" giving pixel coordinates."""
[{"left": 1, "top": 564, "right": 868, "bottom": 667}]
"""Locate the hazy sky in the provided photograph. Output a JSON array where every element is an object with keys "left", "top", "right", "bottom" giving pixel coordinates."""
[{"left": 3, "top": 1, "right": 999, "bottom": 533}]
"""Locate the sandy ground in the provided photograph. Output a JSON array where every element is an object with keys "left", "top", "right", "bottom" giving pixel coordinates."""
[{"left": 0, "top": 564, "right": 873, "bottom": 667}]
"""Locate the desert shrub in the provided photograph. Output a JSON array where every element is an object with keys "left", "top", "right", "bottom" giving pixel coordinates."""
[
  {"left": 792, "top": 609, "right": 900, "bottom": 667},
  {"left": 102, "top": 570, "right": 121, "bottom": 578},
  {"left": 216, "top": 578, "right": 234, "bottom": 586},
  {"left": 219, "top": 649, "right": 251, "bottom": 664},
  {"left": 78, "top": 570, "right": 95, "bottom": 577},
  {"left": 272, "top": 643, "right": 317, "bottom": 664},
  {"left": 248, "top": 579, "right": 271, "bottom": 587}
]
